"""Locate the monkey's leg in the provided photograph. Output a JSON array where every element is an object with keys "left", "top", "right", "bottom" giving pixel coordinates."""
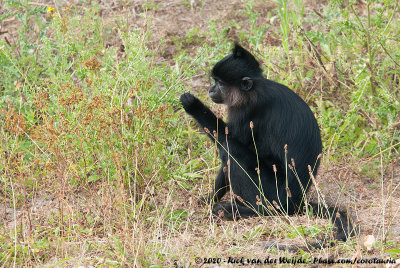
[
  {"left": 217, "top": 137, "right": 294, "bottom": 218},
  {"left": 212, "top": 202, "right": 257, "bottom": 219}
]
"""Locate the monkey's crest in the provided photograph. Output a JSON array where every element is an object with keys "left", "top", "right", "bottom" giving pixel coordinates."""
[{"left": 232, "top": 43, "right": 245, "bottom": 57}]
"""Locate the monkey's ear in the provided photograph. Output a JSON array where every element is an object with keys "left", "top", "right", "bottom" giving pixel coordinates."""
[
  {"left": 233, "top": 43, "right": 246, "bottom": 58},
  {"left": 240, "top": 77, "right": 253, "bottom": 91}
]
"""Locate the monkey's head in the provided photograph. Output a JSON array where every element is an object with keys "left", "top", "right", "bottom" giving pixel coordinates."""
[{"left": 209, "top": 44, "right": 263, "bottom": 107}]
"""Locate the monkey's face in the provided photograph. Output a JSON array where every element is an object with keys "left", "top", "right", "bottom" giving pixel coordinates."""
[
  {"left": 209, "top": 78, "right": 225, "bottom": 104},
  {"left": 209, "top": 76, "right": 255, "bottom": 107}
]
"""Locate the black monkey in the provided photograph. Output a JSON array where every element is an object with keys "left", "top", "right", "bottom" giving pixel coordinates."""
[{"left": 180, "top": 44, "right": 354, "bottom": 241}]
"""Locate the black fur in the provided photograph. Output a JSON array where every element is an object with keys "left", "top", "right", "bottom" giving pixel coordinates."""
[{"left": 180, "top": 44, "right": 355, "bottom": 241}]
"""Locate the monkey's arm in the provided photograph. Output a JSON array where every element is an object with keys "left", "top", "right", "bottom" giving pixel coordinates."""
[{"left": 180, "top": 93, "right": 227, "bottom": 143}]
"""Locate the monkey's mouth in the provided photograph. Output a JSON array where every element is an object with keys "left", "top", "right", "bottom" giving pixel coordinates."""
[{"left": 210, "top": 97, "right": 223, "bottom": 104}]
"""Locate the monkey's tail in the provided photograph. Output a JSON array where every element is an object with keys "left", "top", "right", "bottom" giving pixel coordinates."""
[
  {"left": 265, "top": 202, "right": 357, "bottom": 252},
  {"left": 308, "top": 200, "right": 358, "bottom": 242}
]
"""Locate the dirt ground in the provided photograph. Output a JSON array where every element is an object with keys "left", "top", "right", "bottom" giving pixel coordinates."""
[{"left": 1, "top": 0, "right": 399, "bottom": 259}]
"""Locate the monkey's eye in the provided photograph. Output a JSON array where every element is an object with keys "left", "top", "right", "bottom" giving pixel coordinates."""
[{"left": 213, "top": 78, "right": 225, "bottom": 85}]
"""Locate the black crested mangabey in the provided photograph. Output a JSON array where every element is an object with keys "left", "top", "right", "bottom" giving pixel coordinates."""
[{"left": 180, "top": 44, "right": 355, "bottom": 242}]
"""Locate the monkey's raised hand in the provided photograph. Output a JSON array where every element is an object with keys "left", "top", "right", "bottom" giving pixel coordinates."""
[
  {"left": 179, "top": 93, "right": 204, "bottom": 115},
  {"left": 180, "top": 92, "right": 227, "bottom": 143}
]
